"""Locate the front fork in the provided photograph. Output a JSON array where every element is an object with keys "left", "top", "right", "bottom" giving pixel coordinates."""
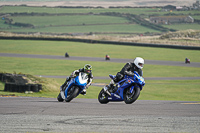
[{"left": 103, "top": 86, "right": 111, "bottom": 96}]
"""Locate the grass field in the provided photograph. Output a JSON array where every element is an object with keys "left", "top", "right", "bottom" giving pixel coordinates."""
[
  {"left": 1, "top": 6, "right": 200, "bottom": 15},
  {"left": 0, "top": 39, "right": 200, "bottom": 101},
  {"left": 9, "top": 15, "right": 130, "bottom": 27},
  {"left": 1, "top": 56, "right": 200, "bottom": 77},
  {"left": 0, "top": 6, "right": 159, "bottom": 14},
  {"left": 0, "top": 5, "right": 200, "bottom": 101},
  {"left": 163, "top": 24, "right": 200, "bottom": 31},
  {"left": 1, "top": 6, "right": 200, "bottom": 35},
  {"left": 1, "top": 79, "right": 200, "bottom": 101},
  {"left": 1, "top": 40, "right": 200, "bottom": 62},
  {"left": 1, "top": 23, "right": 160, "bottom": 33}
]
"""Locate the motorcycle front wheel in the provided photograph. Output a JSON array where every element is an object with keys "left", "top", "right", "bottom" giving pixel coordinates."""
[
  {"left": 98, "top": 89, "right": 109, "bottom": 104},
  {"left": 57, "top": 93, "right": 64, "bottom": 102},
  {"left": 124, "top": 86, "right": 140, "bottom": 104},
  {"left": 65, "top": 86, "right": 79, "bottom": 102}
]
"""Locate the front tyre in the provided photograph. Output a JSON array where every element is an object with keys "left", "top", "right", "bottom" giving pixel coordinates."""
[
  {"left": 57, "top": 93, "right": 64, "bottom": 102},
  {"left": 98, "top": 89, "right": 109, "bottom": 104},
  {"left": 65, "top": 86, "right": 79, "bottom": 102},
  {"left": 124, "top": 86, "right": 140, "bottom": 104}
]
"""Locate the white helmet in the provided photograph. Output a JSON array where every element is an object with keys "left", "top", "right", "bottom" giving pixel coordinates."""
[{"left": 134, "top": 57, "right": 144, "bottom": 69}]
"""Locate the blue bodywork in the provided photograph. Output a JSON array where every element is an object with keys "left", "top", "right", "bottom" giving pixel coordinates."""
[
  {"left": 64, "top": 72, "right": 87, "bottom": 98},
  {"left": 108, "top": 71, "right": 145, "bottom": 101}
]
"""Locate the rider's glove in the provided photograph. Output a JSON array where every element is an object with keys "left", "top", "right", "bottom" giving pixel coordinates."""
[{"left": 70, "top": 74, "right": 75, "bottom": 78}]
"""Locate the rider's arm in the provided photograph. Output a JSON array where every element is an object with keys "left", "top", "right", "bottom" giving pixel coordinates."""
[
  {"left": 124, "top": 71, "right": 135, "bottom": 76},
  {"left": 71, "top": 68, "right": 85, "bottom": 76},
  {"left": 137, "top": 69, "right": 143, "bottom": 77},
  {"left": 86, "top": 78, "right": 93, "bottom": 88},
  {"left": 86, "top": 73, "right": 93, "bottom": 88},
  {"left": 71, "top": 69, "right": 79, "bottom": 76},
  {"left": 122, "top": 62, "right": 135, "bottom": 76}
]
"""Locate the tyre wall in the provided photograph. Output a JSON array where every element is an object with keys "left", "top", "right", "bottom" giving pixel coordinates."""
[
  {"left": 4, "top": 83, "right": 42, "bottom": 92},
  {"left": 0, "top": 73, "right": 42, "bottom": 93}
]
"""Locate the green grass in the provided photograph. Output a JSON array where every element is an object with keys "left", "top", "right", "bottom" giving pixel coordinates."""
[
  {"left": 192, "top": 16, "right": 200, "bottom": 20},
  {"left": 9, "top": 15, "right": 130, "bottom": 27},
  {"left": 1, "top": 6, "right": 200, "bottom": 15},
  {"left": 0, "top": 5, "right": 200, "bottom": 101},
  {"left": 0, "top": 54, "right": 200, "bottom": 101},
  {"left": 163, "top": 23, "right": 200, "bottom": 31},
  {"left": 1, "top": 6, "right": 200, "bottom": 34},
  {"left": 1, "top": 78, "right": 200, "bottom": 101},
  {"left": 0, "top": 57, "right": 200, "bottom": 77},
  {"left": 0, "top": 6, "right": 159, "bottom": 14},
  {"left": 0, "top": 39, "right": 200, "bottom": 101},
  {"left": 0, "top": 39, "right": 200, "bottom": 62},
  {"left": 1, "top": 23, "right": 160, "bottom": 34},
  {"left": 140, "top": 80, "right": 200, "bottom": 101}
]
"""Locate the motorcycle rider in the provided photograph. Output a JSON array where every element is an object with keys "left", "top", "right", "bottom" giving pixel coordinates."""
[
  {"left": 60, "top": 64, "right": 93, "bottom": 95},
  {"left": 105, "top": 57, "right": 144, "bottom": 91}
]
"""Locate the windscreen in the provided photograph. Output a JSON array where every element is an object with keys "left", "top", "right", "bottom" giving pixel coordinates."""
[{"left": 80, "top": 72, "right": 88, "bottom": 80}]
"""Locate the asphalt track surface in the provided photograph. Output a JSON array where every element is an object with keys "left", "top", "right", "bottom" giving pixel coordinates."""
[
  {"left": 1, "top": 53, "right": 200, "bottom": 132},
  {"left": 0, "top": 97, "right": 200, "bottom": 133}
]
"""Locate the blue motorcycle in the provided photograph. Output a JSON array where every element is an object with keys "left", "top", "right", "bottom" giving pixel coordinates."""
[
  {"left": 98, "top": 71, "right": 145, "bottom": 104},
  {"left": 57, "top": 72, "right": 88, "bottom": 102}
]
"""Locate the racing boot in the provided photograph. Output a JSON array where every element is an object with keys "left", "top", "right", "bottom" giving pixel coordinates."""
[{"left": 80, "top": 89, "right": 86, "bottom": 95}]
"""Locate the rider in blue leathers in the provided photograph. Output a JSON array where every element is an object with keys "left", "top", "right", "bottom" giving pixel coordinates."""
[
  {"left": 60, "top": 64, "right": 93, "bottom": 95},
  {"left": 105, "top": 57, "right": 144, "bottom": 91}
]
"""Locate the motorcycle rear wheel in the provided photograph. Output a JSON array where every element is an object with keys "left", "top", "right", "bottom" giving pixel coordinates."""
[
  {"left": 124, "top": 86, "right": 140, "bottom": 104},
  {"left": 98, "top": 89, "right": 109, "bottom": 104},
  {"left": 65, "top": 86, "right": 79, "bottom": 102}
]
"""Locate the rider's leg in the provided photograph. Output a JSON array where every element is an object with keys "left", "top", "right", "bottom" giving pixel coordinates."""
[
  {"left": 80, "top": 88, "right": 86, "bottom": 95},
  {"left": 108, "top": 79, "right": 115, "bottom": 88},
  {"left": 104, "top": 73, "right": 123, "bottom": 91}
]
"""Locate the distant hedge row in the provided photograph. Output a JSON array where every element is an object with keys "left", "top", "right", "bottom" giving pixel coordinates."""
[{"left": 4, "top": 5, "right": 163, "bottom": 8}]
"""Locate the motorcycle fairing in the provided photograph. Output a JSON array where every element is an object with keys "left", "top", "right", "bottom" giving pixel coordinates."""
[
  {"left": 109, "top": 74, "right": 115, "bottom": 80},
  {"left": 64, "top": 78, "right": 75, "bottom": 98},
  {"left": 108, "top": 77, "right": 134, "bottom": 101},
  {"left": 107, "top": 72, "right": 145, "bottom": 102},
  {"left": 64, "top": 72, "right": 88, "bottom": 98}
]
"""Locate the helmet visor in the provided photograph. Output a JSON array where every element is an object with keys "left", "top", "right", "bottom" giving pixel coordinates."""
[
  {"left": 86, "top": 70, "right": 91, "bottom": 73},
  {"left": 138, "top": 63, "right": 144, "bottom": 67}
]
